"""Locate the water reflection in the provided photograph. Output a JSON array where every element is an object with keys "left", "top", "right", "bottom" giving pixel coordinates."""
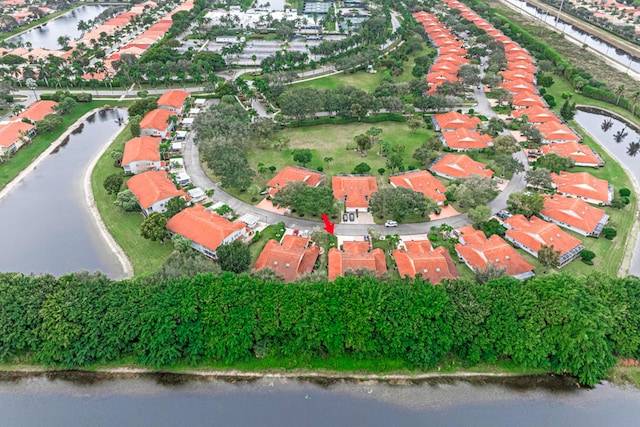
[{"left": 0, "top": 373, "right": 639, "bottom": 427}]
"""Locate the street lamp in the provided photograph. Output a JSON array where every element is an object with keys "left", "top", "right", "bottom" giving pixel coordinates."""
[{"left": 555, "top": 0, "right": 565, "bottom": 29}]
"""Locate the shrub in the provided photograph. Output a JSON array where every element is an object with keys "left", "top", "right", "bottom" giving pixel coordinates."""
[
  {"left": 317, "top": 166, "right": 324, "bottom": 172},
  {"left": 602, "top": 228, "right": 617, "bottom": 240},
  {"left": 611, "top": 197, "right": 626, "bottom": 209},
  {"left": 580, "top": 249, "right": 596, "bottom": 265},
  {"left": 619, "top": 188, "right": 631, "bottom": 197},
  {"left": 561, "top": 92, "right": 573, "bottom": 99}
]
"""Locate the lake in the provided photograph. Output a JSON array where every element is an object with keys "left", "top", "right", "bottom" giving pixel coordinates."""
[
  {"left": 1, "top": 373, "right": 639, "bottom": 426},
  {"left": 10, "top": 5, "right": 112, "bottom": 50},
  {"left": 0, "top": 108, "right": 128, "bottom": 278}
]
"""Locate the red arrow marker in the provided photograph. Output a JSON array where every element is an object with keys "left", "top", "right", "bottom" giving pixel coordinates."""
[{"left": 321, "top": 213, "right": 335, "bottom": 235}]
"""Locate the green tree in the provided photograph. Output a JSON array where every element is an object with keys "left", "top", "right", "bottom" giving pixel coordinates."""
[
  {"left": 538, "top": 244, "right": 560, "bottom": 273},
  {"left": 447, "top": 176, "right": 498, "bottom": 208},
  {"left": 413, "top": 145, "right": 434, "bottom": 166},
  {"left": 140, "top": 212, "right": 168, "bottom": 242},
  {"left": 493, "top": 134, "right": 520, "bottom": 154},
  {"left": 272, "top": 181, "right": 337, "bottom": 216},
  {"left": 114, "top": 189, "right": 139, "bottom": 212},
  {"left": 537, "top": 73, "right": 555, "bottom": 88},
  {"left": 163, "top": 196, "right": 186, "bottom": 218},
  {"left": 171, "top": 234, "right": 193, "bottom": 253},
  {"left": 474, "top": 262, "right": 507, "bottom": 284},
  {"left": 103, "top": 173, "right": 124, "bottom": 195},
  {"left": 507, "top": 191, "right": 545, "bottom": 218},
  {"left": 536, "top": 153, "right": 575, "bottom": 173},
  {"left": 580, "top": 249, "right": 596, "bottom": 265},
  {"left": 480, "top": 218, "right": 506, "bottom": 237},
  {"left": 407, "top": 115, "right": 423, "bottom": 134},
  {"left": 130, "top": 115, "right": 141, "bottom": 137},
  {"left": 292, "top": 148, "right": 312, "bottom": 167},
  {"left": 352, "top": 162, "right": 371, "bottom": 174},
  {"left": 525, "top": 168, "right": 554, "bottom": 189},
  {"left": 354, "top": 133, "right": 373, "bottom": 153},
  {"left": 57, "top": 96, "right": 77, "bottom": 115},
  {"left": 35, "top": 113, "right": 63, "bottom": 133},
  {"left": 560, "top": 99, "right": 576, "bottom": 121},
  {"left": 467, "top": 205, "right": 492, "bottom": 227},
  {"left": 369, "top": 187, "right": 435, "bottom": 221},
  {"left": 216, "top": 240, "right": 251, "bottom": 273},
  {"left": 493, "top": 155, "right": 524, "bottom": 177}
]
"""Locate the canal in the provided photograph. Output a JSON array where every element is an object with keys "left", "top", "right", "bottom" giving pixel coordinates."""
[
  {"left": 10, "top": 5, "right": 112, "bottom": 50},
  {"left": 573, "top": 108, "right": 640, "bottom": 277},
  {"left": 0, "top": 374, "right": 639, "bottom": 426},
  {"left": 501, "top": 0, "right": 640, "bottom": 74},
  {"left": 0, "top": 108, "right": 128, "bottom": 278}
]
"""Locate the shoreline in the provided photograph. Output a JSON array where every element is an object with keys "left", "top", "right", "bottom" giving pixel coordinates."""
[
  {"left": 574, "top": 105, "right": 640, "bottom": 277},
  {"left": 82, "top": 110, "right": 134, "bottom": 280}
]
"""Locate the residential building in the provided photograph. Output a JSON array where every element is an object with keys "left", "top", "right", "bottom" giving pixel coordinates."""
[
  {"left": 167, "top": 205, "right": 247, "bottom": 259},
  {"left": 121, "top": 136, "right": 162, "bottom": 174},
  {"left": 126, "top": 171, "right": 186, "bottom": 215},
  {"left": 551, "top": 171, "right": 613, "bottom": 205},
  {"left": 454, "top": 225, "right": 535, "bottom": 280},
  {"left": 267, "top": 166, "right": 324, "bottom": 197},
  {"left": 511, "top": 92, "right": 546, "bottom": 109},
  {"left": 139, "top": 109, "right": 176, "bottom": 139},
  {"left": 504, "top": 214, "right": 584, "bottom": 267},
  {"left": 253, "top": 235, "right": 320, "bottom": 282},
  {"left": 429, "top": 153, "right": 493, "bottom": 180},
  {"left": 536, "top": 122, "right": 582, "bottom": 143},
  {"left": 511, "top": 106, "right": 560, "bottom": 124},
  {"left": 440, "top": 128, "right": 493, "bottom": 151},
  {"left": 540, "top": 194, "right": 609, "bottom": 237},
  {"left": 540, "top": 142, "right": 604, "bottom": 167},
  {"left": 389, "top": 170, "right": 446, "bottom": 204},
  {"left": 157, "top": 89, "right": 190, "bottom": 115},
  {"left": 0, "top": 121, "right": 35, "bottom": 156},
  {"left": 393, "top": 239, "right": 459, "bottom": 283},
  {"left": 328, "top": 241, "right": 386, "bottom": 281},
  {"left": 331, "top": 175, "right": 378, "bottom": 212},
  {"left": 13, "top": 100, "right": 59, "bottom": 123},
  {"left": 432, "top": 111, "right": 482, "bottom": 131}
]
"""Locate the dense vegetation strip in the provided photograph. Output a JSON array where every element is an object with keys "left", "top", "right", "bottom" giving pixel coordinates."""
[{"left": 1, "top": 272, "right": 639, "bottom": 386}]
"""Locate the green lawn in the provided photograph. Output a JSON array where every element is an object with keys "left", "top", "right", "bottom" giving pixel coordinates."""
[
  {"left": 0, "top": 101, "right": 115, "bottom": 190},
  {"left": 91, "top": 123, "right": 174, "bottom": 277},
  {"left": 246, "top": 121, "right": 435, "bottom": 193},
  {"left": 249, "top": 222, "right": 286, "bottom": 264}
]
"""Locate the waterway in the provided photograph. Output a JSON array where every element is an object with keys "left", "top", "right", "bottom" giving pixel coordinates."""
[
  {"left": 573, "top": 109, "right": 640, "bottom": 277},
  {"left": 10, "top": 5, "right": 112, "bottom": 50},
  {"left": 502, "top": 0, "right": 640, "bottom": 74},
  {"left": 0, "top": 108, "right": 127, "bottom": 278},
  {"left": 0, "top": 374, "right": 639, "bottom": 426}
]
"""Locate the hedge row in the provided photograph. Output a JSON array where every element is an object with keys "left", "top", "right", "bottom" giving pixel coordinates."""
[
  {"left": 1, "top": 271, "right": 639, "bottom": 386},
  {"left": 287, "top": 113, "right": 407, "bottom": 128}
]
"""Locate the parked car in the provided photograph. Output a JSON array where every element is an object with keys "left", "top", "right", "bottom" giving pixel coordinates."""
[
  {"left": 496, "top": 210, "right": 512, "bottom": 220},
  {"left": 343, "top": 213, "right": 348, "bottom": 222},
  {"left": 349, "top": 212, "right": 355, "bottom": 222},
  {"left": 385, "top": 220, "right": 398, "bottom": 227}
]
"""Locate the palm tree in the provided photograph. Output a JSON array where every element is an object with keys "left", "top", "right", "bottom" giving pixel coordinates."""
[
  {"left": 324, "top": 156, "right": 334, "bottom": 165},
  {"left": 627, "top": 141, "right": 640, "bottom": 157},
  {"left": 615, "top": 84, "right": 625, "bottom": 105},
  {"left": 632, "top": 90, "right": 640, "bottom": 115}
]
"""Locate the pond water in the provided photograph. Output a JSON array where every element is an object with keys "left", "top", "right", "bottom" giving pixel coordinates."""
[
  {"left": 10, "top": 5, "right": 112, "bottom": 50},
  {"left": 573, "top": 109, "right": 640, "bottom": 277},
  {"left": 502, "top": 0, "right": 640, "bottom": 74},
  {"left": 0, "top": 374, "right": 639, "bottom": 427},
  {"left": 0, "top": 108, "right": 128, "bottom": 279}
]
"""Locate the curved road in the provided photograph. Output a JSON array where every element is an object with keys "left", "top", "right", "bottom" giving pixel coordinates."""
[{"left": 183, "top": 88, "right": 528, "bottom": 236}]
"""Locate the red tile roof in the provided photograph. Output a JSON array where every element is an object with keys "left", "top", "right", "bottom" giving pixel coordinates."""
[
  {"left": 536, "top": 122, "right": 581, "bottom": 142},
  {"left": 389, "top": 170, "right": 446, "bottom": 203},
  {"left": 441, "top": 128, "right": 493, "bottom": 150},
  {"left": 122, "top": 136, "right": 162, "bottom": 165},
  {"left": 14, "top": 101, "right": 58, "bottom": 122},
  {"left": 433, "top": 111, "right": 482, "bottom": 130},
  {"left": 158, "top": 89, "right": 189, "bottom": 109},
  {"left": 253, "top": 235, "right": 320, "bottom": 282},
  {"left": 332, "top": 175, "right": 378, "bottom": 209},
  {"left": 167, "top": 205, "right": 245, "bottom": 253},
  {"left": 328, "top": 243, "right": 387, "bottom": 281},
  {"left": 455, "top": 230, "right": 534, "bottom": 278},
  {"left": 500, "top": 79, "right": 537, "bottom": 94},
  {"left": 0, "top": 121, "right": 34, "bottom": 148},
  {"left": 540, "top": 194, "right": 609, "bottom": 235},
  {"left": 551, "top": 171, "right": 612, "bottom": 204},
  {"left": 140, "top": 109, "right": 175, "bottom": 131},
  {"left": 511, "top": 106, "right": 561, "bottom": 124},
  {"left": 504, "top": 214, "right": 583, "bottom": 257},
  {"left": 267, "top": 166, "right": 324, "bottom": 197},
  {"left": 393, "top": 240, "right": 459, "bottom": 283},
  {"left": 540, "top": 142, "right": 603, "bottom": 167},
  {"left": 512, "top": 92, "right": 546, "bottom": 108},
  {"left": 126, "top": 171, "right": 186, "bottom": 210},
  {"left": 429, "top": 153, "right": 493, "bottom": 179},
  {"left": 501, "top": 70, "right": 536, "bottom": 83}
]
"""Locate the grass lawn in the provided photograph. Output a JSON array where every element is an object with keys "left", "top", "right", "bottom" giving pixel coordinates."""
[
  {"left": 246, "top": 121, "right": 435, "bottom": 193},
  {"left": 249, "top": 222, "right": 286, "bottom": 264},
  {"left": 91, "top": 123, "right": 174, "bottom": 277},
  {"left": 0, "top": 101, "right": 116, "bottom": 190}
]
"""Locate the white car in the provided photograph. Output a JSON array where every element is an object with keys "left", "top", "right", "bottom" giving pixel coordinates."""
[{"left": 385, "top": 220, "right": 398, "bottom": 227}]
